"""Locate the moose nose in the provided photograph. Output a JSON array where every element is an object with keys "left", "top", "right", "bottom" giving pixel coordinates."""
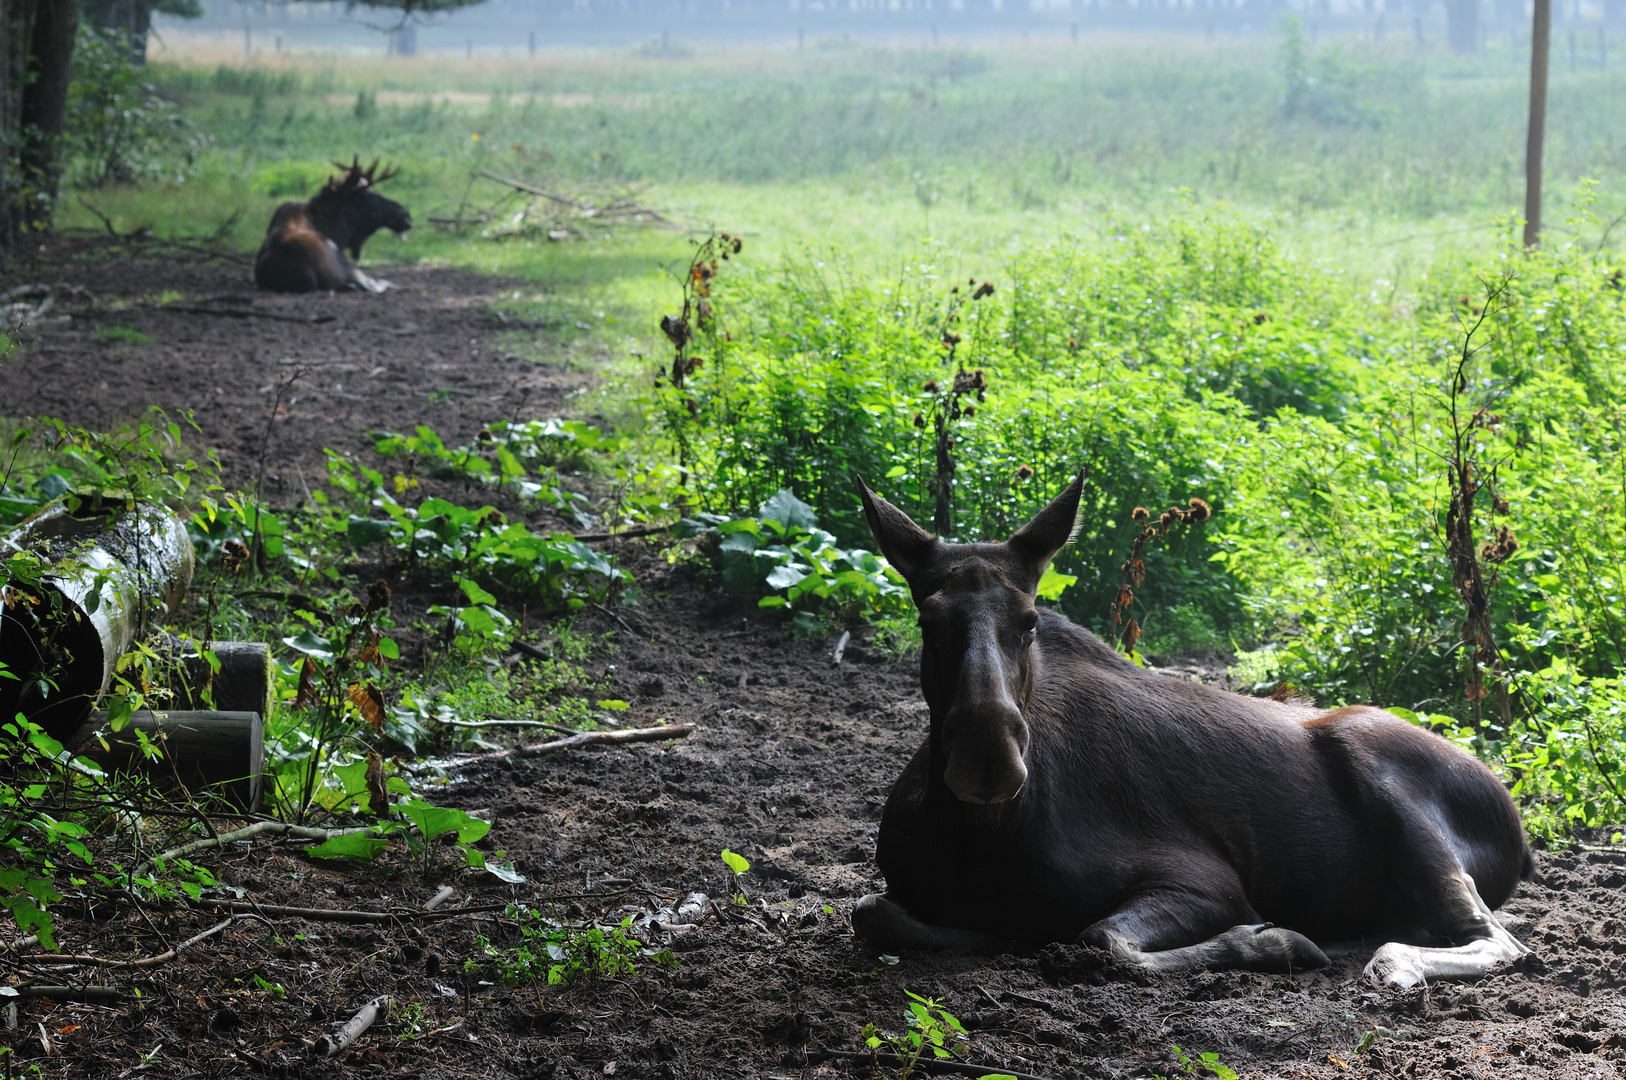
[{"left": 941, "top": 709, "right": 1028, "bottom": 804}]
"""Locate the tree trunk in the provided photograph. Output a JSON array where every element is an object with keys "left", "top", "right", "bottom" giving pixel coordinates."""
[
  {"left": 80, "top": 0, "right": 152, "bottom": 64},
  {"left": 15, "top": 0, "right": 77, "bottom": 238},
  {"left": 1525, "top": 0, "right": 1551, "bottom": 247},
  {"left": 1446, "top": 0, "right": 1478, "bottom": 53}
]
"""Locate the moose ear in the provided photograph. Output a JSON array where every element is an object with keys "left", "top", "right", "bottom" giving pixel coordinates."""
[
  {"left": 1006, "top": 471, "right": 1084, "bottom": 586},
  {"left": 857, "top": 477, "right": 937, "bottom": 583}
]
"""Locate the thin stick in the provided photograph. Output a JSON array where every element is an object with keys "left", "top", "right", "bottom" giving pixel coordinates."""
[
  {"left": 136, "top": 821, "right": 366, "bottom": 877},
  {"left": 316, "top": 995, "right": 391, "bottom": 1057},
  {"left": 155, "top": 305, "right": 336, "bottom": 325},
  {"left": 211, "top": 902, "right": 509, "bottom": 923},
  {"left": 424, "top": 886, "right": 455, "bottom": 911},
  {"left": 451, "top": 724, "right": 692, "bottom": 764},
  {"left": 800, "top": 1048, "right": 1055, "bottom": 1080},
  {"left": 832, "top": 630, "right": 851, "bottom": 666},
  {"left": 24, "top": 916, "right": 238, "bottom": 968}
]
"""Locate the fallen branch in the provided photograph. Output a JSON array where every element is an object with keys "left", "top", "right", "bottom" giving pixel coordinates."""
[
  {"left": 452, "top": 724, "right": 692, "bottom": 764},
  {"left": 136, "top": 821, "right": 369, "bottom": 877},
  {"left": 154, "top": 305, "right": 336, "bottom": 325},
  {"left": 23, "top": 915, "right": 240, "bottom": 969},
  {"left": 570, "top": 522, "right": 674, "bottom": 543},
  {"left": 478, "top": 170, "right": 584, "bottom": 208},
  {"left": 316, "top": 994, "right": 391, "bottom": 1057},
  {"left": 2, "top": 986, "right": 126, "bottom": 1003},
  {"left": 213, "top": 901, "right": 508, "bottom": 924},
  {"left": 799, "top": 1049, "right": 1055, "bottom": 1080}
]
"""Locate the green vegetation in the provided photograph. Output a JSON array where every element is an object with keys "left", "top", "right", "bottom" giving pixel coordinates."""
[
  {"left": 861, "top": 990, "right": 972, "bottom": 1080},
  {"left": 469, "top": 905, "right": 676, "bottom": 986},
  {"left": 6, "top": 25, "right": 1626, "bottom": 958}
]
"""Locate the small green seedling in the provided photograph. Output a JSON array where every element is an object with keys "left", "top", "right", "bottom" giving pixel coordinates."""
[
  {"left": 861, "top": 990, "right": 969, "bottom": 1080},
  {"left": 1169, "top": 1045, "right": 1238, "bottom": 1080},
  {"left": 720, "top": 848, "right": 750, "bottom": 901}
]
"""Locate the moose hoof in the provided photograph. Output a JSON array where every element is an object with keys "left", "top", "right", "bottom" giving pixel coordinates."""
[
  {"left": 1365, "top": 943, "right": 1427, "bottom": 989},
  {"left": 1251, "top": 925, "right": 1331, "bottom": 972}
]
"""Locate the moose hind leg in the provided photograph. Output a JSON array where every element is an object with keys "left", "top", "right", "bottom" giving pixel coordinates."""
[
  {"left": 1079, "top": 884, "right": 1330, "bottom": 976},
  {"left": 851, "top": 894, "right": 1013, "bottom": 955},
  {"left": 1364, "top": 872, "right": 1528, "bottom": 989}
]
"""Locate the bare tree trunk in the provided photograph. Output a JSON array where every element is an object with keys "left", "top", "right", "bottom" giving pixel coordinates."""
[
  {"left": 16, "top": 0, "right": 77, "bottom": 237},
  {"left": 1525, "top": 0, "right": 1551, "bottom": 247}
]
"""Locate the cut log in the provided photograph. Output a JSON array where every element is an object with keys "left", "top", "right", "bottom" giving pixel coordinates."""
[
  {"left": 66, "top": 710, "right": 263, "bottom": 812},
  {"left": 0, "top": 502, "right": 194, "bottom": 740},
  {"left": 151, "top": 637, "right": 273, "bottom": 719}
]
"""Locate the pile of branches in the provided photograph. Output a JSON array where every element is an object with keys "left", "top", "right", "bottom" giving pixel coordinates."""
[{"left": 429, "top": 171, "right": 673, "bottom": 242}]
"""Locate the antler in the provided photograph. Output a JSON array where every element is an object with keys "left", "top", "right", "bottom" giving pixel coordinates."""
[{"left": 328, "top": 156, "right": 399, "bottom": 188}]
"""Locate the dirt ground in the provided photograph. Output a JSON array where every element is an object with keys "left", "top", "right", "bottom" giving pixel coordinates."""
[{"left": 3, "top": 248, "right": 1626, "bottom": 1080}]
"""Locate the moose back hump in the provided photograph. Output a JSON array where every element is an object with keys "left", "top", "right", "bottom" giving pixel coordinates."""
[{"left": 850, "top": 473, "right": 1533, "bottom": 988}]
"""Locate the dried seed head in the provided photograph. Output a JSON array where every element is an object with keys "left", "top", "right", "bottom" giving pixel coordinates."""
[
  {"left": 1493, "top": 496, "right": 1510, "bottom": 515},
  {"left": 366, "top": 580, "right": 393, "bottom": 613},
  {"left": 914, "top": 413, "right": 926, "bottom": 429},
  {"left": 976, "top": 389, "right": 986, "bottom": 402},
  {"left": 477, "top": 427, "right": 494, "bottom": 443},
  {"left": 972, "top": 282, "right": 996, "bottom": 300},
  {"left": 221, "top": 539, "right": 250, "bottom": 574},
  {"left": 963, "top": 404, "right": 977, "bottom": 417},
  {"left": 1253, "top": 312, "right": 1268, "bottom": 325},
  {"left": 1159, "top": 511, "right": 1174, "bottom": 527},
  {"left": 923, "top": 379, "right": 939, "bottom": 393},
  {"left": 1186, "top": 497, "right": 1211, "bottom": 523},
  {"left": 1131, "top": 506, "right": 1150, "bottom": 522},
  {"left": 941, "top": 332, "right": 962, "bottom": 348},
  {"left": 1016, "top": 464, "right": 1035, "bottom": 480}
]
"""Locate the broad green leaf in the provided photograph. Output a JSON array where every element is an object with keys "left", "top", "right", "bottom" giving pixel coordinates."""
[
  {"left": 304, "top": 833, "right": 389, "bottom": 862},
  {"left": 720, "top": 848, "right": 750, "bottom": 877},
  {"left": 1036, "top": 566, "right": 1077, "bottom": 601}
]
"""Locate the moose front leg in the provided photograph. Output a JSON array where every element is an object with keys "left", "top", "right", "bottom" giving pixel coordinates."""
[
  {"left": 1364, "top": 873, "right": 1529, "bottom": 989},
  {"left": 851, "top": 894, "right": 1014, "bottom": 955},
  {"left": 1079, "top": 886, "right": 1331, "bottom": 976}
]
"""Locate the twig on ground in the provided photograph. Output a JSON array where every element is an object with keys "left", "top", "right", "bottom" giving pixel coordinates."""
[
  {"left": 424, "top": 886, "right": 455, "bottom": 911},
  {"left": 450, "top": 724, "right": 693, "bottom": 764},
  {"left": 316, "top": 995, "right": 391, "bottom": 1057},
  {"left": 135, "top": 821, "right": 367, "bottom": 877},
  {"left": 2, "top": 986, "right": 125, "bottom": 1003},
  {"left": 569, "top": 522, "right": 673, "bottom": 542},
  {"left": 798, "top": 1048, "right": 1055, "bottom": 1080},
  {"left": 211, "top": 902, "right": 509, "bottom": 924},
  {"left": 23, "top": 915, "right": 241, "bottom": 969},
  {"left": 832, "top": 630, "right": 851, "bottom": 666},
  {"left": 438, "top": 715, "right": 575, "bottom": 734}
]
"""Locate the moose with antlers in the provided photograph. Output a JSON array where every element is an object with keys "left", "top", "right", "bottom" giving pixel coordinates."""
[{"left": 253, "top": 158, "right": 412, "bottom": 293}]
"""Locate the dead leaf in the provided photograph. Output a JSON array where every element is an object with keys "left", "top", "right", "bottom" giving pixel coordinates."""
[
  {"left": 294, "top": 658, "right": 319, "bottom": 710},
  {"left": 350, "top": 683, "right": 386, "bottom": 732}
]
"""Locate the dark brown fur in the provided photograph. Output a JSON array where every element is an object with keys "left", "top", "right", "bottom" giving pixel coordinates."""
[
  {"left": 853, "top": 473, "right": 1532, "bottom": 976},
  {"left": 253, "top": 159, "right": 411, "bottom": 294}
]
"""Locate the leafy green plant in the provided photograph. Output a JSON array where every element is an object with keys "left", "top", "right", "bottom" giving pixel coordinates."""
[
  {"left": 469, "top": 907, "right": 675, "bottom": 986},
  {"left": 686, "top": 490, "right": 911, "bottom": 635},
  {"left": 1168, "top": 1044, "right": 1239, "bottom": 1080},
  {"left": 720, "top": 848, "right": 750, "bottom": 901},
  {"left": 67, "top": 25, "right": 204, "bottom": 188},
  {"left": 861, "top": 990, "right": 970, "bottom": 1080}
]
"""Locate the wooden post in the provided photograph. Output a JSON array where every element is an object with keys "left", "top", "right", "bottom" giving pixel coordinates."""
[{"left": 1525, "top": 0, "right": 1551, "bottom": 248}]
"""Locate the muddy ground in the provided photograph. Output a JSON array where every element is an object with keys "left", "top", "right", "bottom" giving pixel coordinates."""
[{"left": 3, "top": 246, "right": 1626, "bottom": 1080}]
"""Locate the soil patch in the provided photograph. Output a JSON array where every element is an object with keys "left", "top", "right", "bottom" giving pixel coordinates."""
[
  {"left": 2, "top": 245, "right": 568, "bottom": 493},
  {"left": 3, "top": 251, "right": 1624, "bottom": 1080}
]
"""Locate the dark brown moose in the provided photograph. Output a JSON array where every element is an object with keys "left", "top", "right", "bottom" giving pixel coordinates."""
[
  {"left": 253, "top": 158, "right": 411, "bottom": 293},
  {"left": 852, "top": 473, "right": 1532, "bottom": 988}
]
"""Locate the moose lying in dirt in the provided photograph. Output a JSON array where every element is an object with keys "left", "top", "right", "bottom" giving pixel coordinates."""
[
  {"left": 254, "top": 158, "right": 411, "bottom": 293},
  {"left": 851, "top": 474, "right": 1533, "bottom": 989}
]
